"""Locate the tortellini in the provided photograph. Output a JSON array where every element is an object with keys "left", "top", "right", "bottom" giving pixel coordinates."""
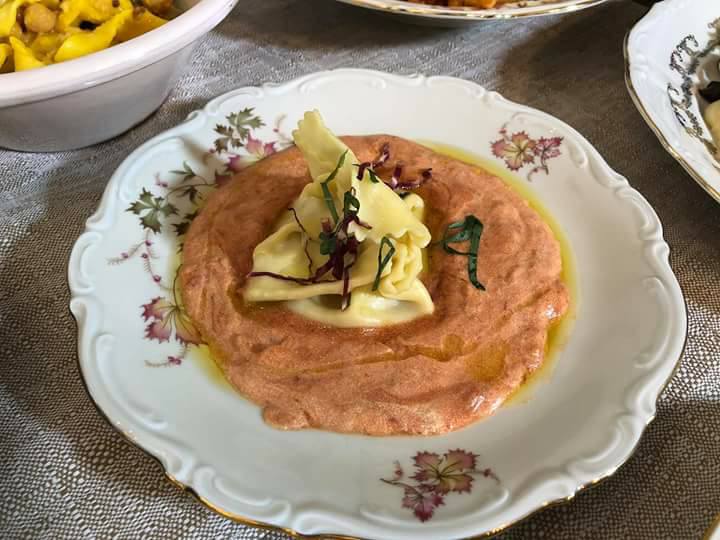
[
  {"left": 244, "top": 111, "right": 435, "bottom": 328},
  {"left": 0, "top": 0, "right": 171, "bottom": 73}
]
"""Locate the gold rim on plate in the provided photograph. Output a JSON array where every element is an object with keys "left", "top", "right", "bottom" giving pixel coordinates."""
[
  {"left": 704, "top": 514, "right": 720, "bottom": 540},
  {"left": 335, "top": 0, "right": 609, "bottom": 21},
  {"left": 623, "top": 31, "right": 720, "bottom": 204}
]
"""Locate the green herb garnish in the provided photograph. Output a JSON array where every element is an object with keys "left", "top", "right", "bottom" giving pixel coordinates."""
[
  {"left": 320, "top": 150, "right": 348, "bottom": 225},
  {"left": 366, "top": 169, "right": 381, "bottom": 183},
  {"left": 372, "top": 236, "right": 396, "bottom": 291},
  {"left": 343, "top": 188, "right": 360, "bottom": 215},
  {"left": 319, "top": 227, "right": 337, "bottom": 256},
  {"left": 441, "top": 215, "right": 485, "bottom": 291}
]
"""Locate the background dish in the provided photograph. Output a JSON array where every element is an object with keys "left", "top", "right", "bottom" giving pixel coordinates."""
[
  {"left": 334, "top": 0, "right": 608, "bottom": 25},
  {"left": 0, "top": 0, "right": 238, "bottom": 152},
  {"left": 68, "top": 69, "right": 686, "bottom": 539},
  {"left": 625, "top": 0, "right": 720, "bottom": 204}
]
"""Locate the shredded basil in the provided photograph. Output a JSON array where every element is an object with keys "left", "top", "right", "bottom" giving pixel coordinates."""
[
  {"left": 366, "top": 169, "right": 381, "bottom": 183},
  {"left": 321, "top": 150, "right": 347, "bottom": 225},
  {"left": 343, "top": 189, "right": 360, "bottom": 215},
  {"left": 441, "top": 215, "right": 485, "bottom": 291},
  {"left": 372, "top": 236, "right": 396, "bottom": 291},
  {"left": 319, "top": 232, "right": 337, "bottom": 256}
]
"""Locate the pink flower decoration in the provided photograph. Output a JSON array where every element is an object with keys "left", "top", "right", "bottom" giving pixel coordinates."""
[
  {"left": 534, "top": 136, "right": 563, "bottom": 159},
  {"left": 141, "top": 297, "right": 202, "bottom": 346},
  {"left": 226, "top": 154, "right": 245, "bottom": 173},
  {"left": 246, "top": 135, "right": 277, "bottom": 159},
  {"left": 491, "top": 125, "right": 563, "bottom": 180},
  {"left": 381, "top": 448, "right": 499, "bottom": 523},
  {"left": 226, "top": 136, "right": 277, "bottom": 172},
  {"left": 402, "top": 487, "right": 445, "bottom": 522},
  {"left": 491, "top": 131, "right": 537, "bottom": 171}
]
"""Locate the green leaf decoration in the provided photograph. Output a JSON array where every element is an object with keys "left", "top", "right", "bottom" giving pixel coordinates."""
[
  {"left": 226, "top": 108, "right": 265, "bottom": 141},
  {"left": 180, "top": 185, "right": 199, "bottom": 204},
  {"left": 173, "top": 220, "right": 191, "bottom": 237},
  {"left": 319, "top": 232, "right": 337, "bottom": 256},
  {"left": 138, "top": 188, "right": 155, "bottom": 207},
  {"left": 320, "top": 150, "right": 347, "bottom": 225},
  {"left": 170, "top": 161, "right": 196, "bottom": 182},
  {"left": 127, "top": 200, "right": 146, "bottom": 215},
  {"left": 441, "top": 215, "right": 485, "bottom": 291},
  {"left": 172, "top": 210, "right": 200, "bottom": 251},
  {"left": 140, "top": 211, "right": 163, "bottom": 234},
  {"left": 126, "top": 188, "right": 177, "bottom": 234},
  {"left": 214, "top": 125, "right": 234, "bottom": 137},
  {"left": 343, "top": 189, "right": 360, "bottom": 215},
  {"left": 160, "top": 202, "right": 178, "bottom": 217},
  {"left": 373, "top": 236, "right": 396, "bottom": 291}
]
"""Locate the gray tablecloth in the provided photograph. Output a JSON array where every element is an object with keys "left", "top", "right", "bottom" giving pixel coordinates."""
[{"left": 2, "top": 0, "right": 719, "bottom": 538}]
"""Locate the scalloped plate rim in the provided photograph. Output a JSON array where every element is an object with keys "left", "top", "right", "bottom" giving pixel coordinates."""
[{"left": 68, "top": 68, "right": 687, "bottom": 539}]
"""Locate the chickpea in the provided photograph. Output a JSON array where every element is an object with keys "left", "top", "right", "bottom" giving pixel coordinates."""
[{"left": 24, "top": 4, "right": 58, "bottom": 34}]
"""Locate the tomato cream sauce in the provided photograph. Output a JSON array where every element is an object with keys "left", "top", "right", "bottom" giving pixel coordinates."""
[{"left": 180, "top": 135, "right": 569, "bottom": 435}]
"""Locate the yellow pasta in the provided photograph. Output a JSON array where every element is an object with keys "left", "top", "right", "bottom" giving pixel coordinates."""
[
  {"left": 0, "top": 0, "right": 174, "bottom": 73},
  {"left": 9, "top": 36, "right": 46, "bottom": 70},
  {"left": 115, "top": 8, "right": 165, "bottom": 42},
  {"left": 55, "top": 8, "right": 131, "bottom": 61},
  {"left": 0, "top": 41, "right": 11, "bottom": 70}
]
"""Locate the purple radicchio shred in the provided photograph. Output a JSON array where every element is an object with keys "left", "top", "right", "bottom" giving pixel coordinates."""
[
  {"left": 246, "top": 271, "right": 314, "bottom": 285},
  {"left": 394, "top": 168, "right": 432, "bottom": 191},
  {"left": 288, "top": 207, "right": 309, "bottom": 235},
  {"left": 288, "top": 207, "right": 313, "bottom": 274},
  {"left": 340, "top": 236, "right": 359, "bottom": 310},
  {"left": 303, "top": 239, "right": 313, "bottom": 275},
  {"left": 388, "top": 164, "right": 403, "bottom": 189},
  {"left": 355, "top": 161, "right": 371, "bottom": 180},
  {"left": 373, "top": 143, "right": 391, "bottom": 168},
  {"left": 355, "top": 143, "right": 391, "bottom": 181},
  {"left": 248, "top": 190, "right": 371, "bottom": 311},
  {"left": 356, "top": 143, "right": 433, "bottom": 194}
]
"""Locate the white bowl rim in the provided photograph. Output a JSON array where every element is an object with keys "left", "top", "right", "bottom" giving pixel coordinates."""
[{"left": 0, "top": 0, "right": 237, "bottom": 108}]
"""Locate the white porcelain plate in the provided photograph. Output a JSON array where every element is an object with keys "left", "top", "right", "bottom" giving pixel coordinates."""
[
  {"left": 69, "top": 69, "right": 686, "bottom": 539},
  {"left": 334, "top": 0, "right": 609, "bottom": 25},
  {"left": 626, "top": 0, "right": 720, "bottom": 204}
]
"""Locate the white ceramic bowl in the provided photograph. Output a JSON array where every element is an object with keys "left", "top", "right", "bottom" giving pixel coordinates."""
[{"left": 0, "top": 0, "right": 238, "bottom": 152}]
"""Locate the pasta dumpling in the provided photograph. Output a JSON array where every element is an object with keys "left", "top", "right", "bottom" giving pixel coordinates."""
[{"left": 244, "top": 111, "right": 434, "bottom": 327}]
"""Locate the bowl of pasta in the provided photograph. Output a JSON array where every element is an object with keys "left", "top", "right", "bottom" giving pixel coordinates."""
[{"left": 0, "top": 0, "right": 237, "bottom": 152}]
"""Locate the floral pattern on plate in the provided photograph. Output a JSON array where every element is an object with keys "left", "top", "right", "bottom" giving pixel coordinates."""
[
  {"left": 381, "top": 449, "right": 499, "bottom": 522},
  {"left": 110, "top": 108, "right": 288, "bottom": 367},
  {"left": 490, "top": 123, "right": 563, "bottom": 181}
]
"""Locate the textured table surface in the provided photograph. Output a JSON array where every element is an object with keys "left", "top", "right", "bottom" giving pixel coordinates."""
[{"left": 1, "top": 0, "right": 719, "bottom": 538}]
